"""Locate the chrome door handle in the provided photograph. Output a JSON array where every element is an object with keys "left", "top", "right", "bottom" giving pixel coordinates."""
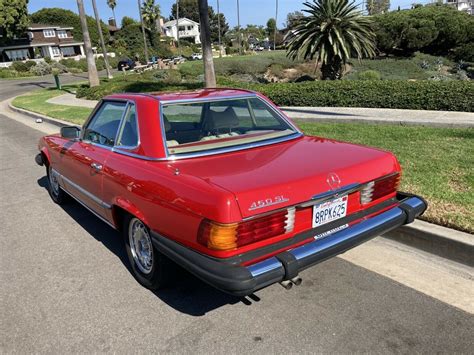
[{"left": 90, "top": 162, "right": 103, "bottom": 172}]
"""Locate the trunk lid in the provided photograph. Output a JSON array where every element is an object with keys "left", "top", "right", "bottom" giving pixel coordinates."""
[{"left": 172, "top": 136, "right": 400, "bottom": 219}]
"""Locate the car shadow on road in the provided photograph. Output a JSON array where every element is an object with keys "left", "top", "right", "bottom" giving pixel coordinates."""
[{"left": 37, "top": 176, "right": 242, "bottom": 316}]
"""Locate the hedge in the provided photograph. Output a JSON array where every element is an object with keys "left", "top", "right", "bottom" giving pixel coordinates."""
[
  {"left": 243, "top": 80, "right": 474, "bottom": 112},
  {"left": 77, "top": 78, "right": 473, "bottom": 112}
]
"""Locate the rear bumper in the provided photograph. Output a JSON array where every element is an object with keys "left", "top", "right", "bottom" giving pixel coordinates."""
[{"left": 151, "top": 193, "right": 427, "bottom": 297}]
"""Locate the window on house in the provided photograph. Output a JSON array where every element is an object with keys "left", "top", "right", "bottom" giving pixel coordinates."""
[
  {"left": 61, "top": 46, "right": 75, "bottom": 57},
  {"left": 43, "top": 29, "right": 55, "bottom": 38},
  {"left": 5, "top": 49, "right": 30, "bottom": 61},
  {"left": 187, "top": 26, "right": 192, "bottom": 31},
  {"left": 51, "top": 47, "right": 61, "bottom": 57},
  {"left": 57, "top": 30, "right": 68, "bottom": 38}
]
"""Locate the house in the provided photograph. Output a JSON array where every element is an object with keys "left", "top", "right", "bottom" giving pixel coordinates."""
[
  {"left": 445, "top": 0, "right": 473, "bottom": 14},
  {"left": 0, "top": 24, "right": 85, "bottom": 64},
  {"left": 163, "top": 18, "right": 201, "bottom": 44}
]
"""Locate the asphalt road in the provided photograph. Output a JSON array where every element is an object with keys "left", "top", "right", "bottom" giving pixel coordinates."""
[{"left": 1, "top": 81, "right": 473, "bottom": 353}]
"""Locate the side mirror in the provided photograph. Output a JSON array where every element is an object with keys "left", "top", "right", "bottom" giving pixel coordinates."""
[{"left": 60, "top": 126, "right": 80, "bottom": 139}]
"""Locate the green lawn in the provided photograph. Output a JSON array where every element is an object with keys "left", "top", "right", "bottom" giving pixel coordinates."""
[
  {"left": 298, "top": 121, "right": 473, "bottom": 233},
  {"left": 12, "top": 88, "right": 92, "bottom": 124}
]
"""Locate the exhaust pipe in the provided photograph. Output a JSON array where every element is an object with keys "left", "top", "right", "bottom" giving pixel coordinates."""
[
  {"left": 290, "top": 276, "right": 302, "bottom": 286},
  {"left": 279, "top": 280, "right": 293, "bottom": 290}
]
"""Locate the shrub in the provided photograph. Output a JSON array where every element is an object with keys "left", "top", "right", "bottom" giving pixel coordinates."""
[
  {"left": 248, "top": 80, "right": 473, "bottom": 112},
  {"left": 25, "top": 61, "right": 38, "bottom": 69},
  {"left": 357, "top": 70, "right": 381, "bottom": 80},
  {"left": 11, "top": 61, "right": 30, "bottom": 72},
  {"left": 51, "top": 62, "right": 68, "bottom": 73},
  {"left": 68, "top": 67, "right": 83, "bottom": 74},
  {"left": 29, "top": 61, "right": 52, "bottom": 76},
  {"left": 0, "top": 68, "right": 19, "bottom": 78}
]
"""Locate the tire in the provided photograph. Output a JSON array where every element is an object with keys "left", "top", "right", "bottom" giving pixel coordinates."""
[
  {"left": 46, "top": 165, "right": 68, "bottom": 204},
  {"left": 123, "top": 215, "right": 172, "bottom": 290}
]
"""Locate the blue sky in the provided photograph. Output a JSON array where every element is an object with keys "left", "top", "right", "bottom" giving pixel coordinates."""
[{"left": 28, "top": 0, "right": 432, "bottom": 28}]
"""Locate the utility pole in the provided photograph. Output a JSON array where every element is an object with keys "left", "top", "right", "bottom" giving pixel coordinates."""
[
  {"left": 138, "top": 0, "right": 149, "bottom": 63},
  {"left": 237, "top": 0, "right": 242, "bottom": 55},
  {"left": 76, "top": 0, "right": 99, "bottom": 87},
  {"left": 176, "top": 0, "right": 180, "bottom": 55},
  {"left": 217, "top": 0, "right": 222, "bottom": 57},
  {"left": 273, "top": 0, "right": 278, "bottom": 51},
  {"left": 91, "top": 0, "right": 112, "bottom": 79}
]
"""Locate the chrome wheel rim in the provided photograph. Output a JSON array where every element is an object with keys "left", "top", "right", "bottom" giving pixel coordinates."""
[
  {"left": 129, "top": 218, "right": 153, "bottom": 274},
  {"left": 49, "top": 166, "right": 60, "bottom": 196}
]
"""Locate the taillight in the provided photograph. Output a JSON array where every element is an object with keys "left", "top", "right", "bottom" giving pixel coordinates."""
[
  {"left": 360, "top": 173, "right": 400, "bottom": 205},
  {"left": 198, "top": 208, "right": 295, "bottom": 251}
]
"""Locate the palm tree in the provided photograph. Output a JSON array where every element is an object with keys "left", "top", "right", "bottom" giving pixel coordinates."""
[
  {"left": 141, "top": 0, "right": 160, "bottom": 33},
  {"left": 107, "top": 0, "right": 117, "bottom": 26},
  {"left": 76, "top": 0, "right": 99, "bottom": 87},
  {"left": 91, "top": 0, "right": 113, "bottom": 79},
  {"left": 137, "top": 0, "right": 149, "bottom": 63},
  {"left": 286, "top": 0, "right": 376, "bottom": 80},
  {"left": 197, "top": 0, "right": 216, "bottom": 87}
]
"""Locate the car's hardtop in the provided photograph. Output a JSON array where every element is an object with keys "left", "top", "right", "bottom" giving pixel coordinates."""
[{"left": 106, "top": 88, "right": 259, "bottom": 103}]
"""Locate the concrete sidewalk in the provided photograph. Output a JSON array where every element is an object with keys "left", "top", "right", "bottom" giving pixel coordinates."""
[
  {"left": 46, "top": 93, "right": 474, "bottom": 128},
  {"left": 282, "top": 106, "right": 474, "bottom": 128}
]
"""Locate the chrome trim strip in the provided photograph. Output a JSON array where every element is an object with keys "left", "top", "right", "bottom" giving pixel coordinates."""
[
  {"left": 166, "top": 133, "right": 304, "bottom": 161},
  {"left": 112, "top": 148, "right": 167, "bottom": 161},
  {"left": 299, "top": 183, "right": 362, "bottom": 208},
  {"left": 62, "top": 188, "right": 116, "bottom": 229},
  {"left": 248, "top": 257, "right": 284, "bottom": 277},
  {"left": 60, "top": 174, "right": 112, "bottom": 209},
  {"left": 159, "top": 94, "right": 257, "bottom": 105},
  {"left": 289, "top": 208, "right": 403, "bottom": 261}
]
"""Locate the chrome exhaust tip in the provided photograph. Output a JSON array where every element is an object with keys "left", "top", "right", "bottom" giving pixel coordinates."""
[
  {"left": 290, "top": 276, "right": 302, "bottom": 286},
  {"left": 280, "top": 280, "right": 293, "bottom": 290}
]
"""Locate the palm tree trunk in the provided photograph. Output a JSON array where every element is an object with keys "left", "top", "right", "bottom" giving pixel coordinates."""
[
  {"left": 197, "top": 0, "right": 216, "bottom": 87},
  {"left": 217, "top": 0, "right": 222, "bottom": 57},
  {"left": 138, "top": 0, "right": 149, "bottom": 63},
  {"left": 92, "top": 0, "right": 113, "bottom": 79},
  {"left": 112, "top": 8, "right": 117, "bottom": 27},
  {"left": 274, "top": 0, "right": 278, "bottom": 51},
  {"left": 76, "top": 0, "right": 99, "bottom": 87},
  {"left": 176, "top": 0, "right": 180, "bottom": 55},
  {"left": 237, "top": 0, "right": 242, "bottom": 55}
]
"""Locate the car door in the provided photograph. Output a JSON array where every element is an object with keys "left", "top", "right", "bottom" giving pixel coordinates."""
[{"left": 61, "top": 100, "right": 127, "bottom": 219}]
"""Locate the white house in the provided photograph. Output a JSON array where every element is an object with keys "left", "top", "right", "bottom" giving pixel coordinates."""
[
  {"left": 445, "top": 0, "right": 473, "bottom": 14},
  {"left": 163, "top": 18, "right": 201, "bottom": 44}
]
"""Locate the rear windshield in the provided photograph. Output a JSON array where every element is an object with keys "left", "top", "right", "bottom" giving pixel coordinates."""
[{"left": 162, "top": 97, "right": 298, "bottom": 155}]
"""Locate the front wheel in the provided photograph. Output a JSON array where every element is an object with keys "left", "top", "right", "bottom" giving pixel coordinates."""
[
  {"left": 46, "top": 165, "right": 68, "bottom": 204},
  {"left": 123, "top": 215, "right": 172, "bottom": 290}
]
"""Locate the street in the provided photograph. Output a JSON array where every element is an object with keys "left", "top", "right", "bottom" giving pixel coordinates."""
[{"left": 0, "top": 78, "right": 473, "bottom": 353}]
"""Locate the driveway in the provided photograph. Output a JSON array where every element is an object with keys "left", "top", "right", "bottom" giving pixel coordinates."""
[{"left": 0, "top": 105, "right": 473, "bottom": 352}]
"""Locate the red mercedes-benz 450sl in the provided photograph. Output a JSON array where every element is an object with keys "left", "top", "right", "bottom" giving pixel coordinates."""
[{"left": 36, "top": 89, "right": 427, "bottom": 296}]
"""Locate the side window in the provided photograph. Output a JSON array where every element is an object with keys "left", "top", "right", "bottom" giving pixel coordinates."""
[
  {"left": 116, "top": 104, "right": 138, "bottom": 147},
  {"left": 83, "top": 101, "right": 126, "bottom": 146},
  {"left": 249, "top": 98, "right": 283, "bottom": 128}
]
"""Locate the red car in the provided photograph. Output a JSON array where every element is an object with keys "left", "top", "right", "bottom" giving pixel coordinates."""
[{"left": 35, "top": 89, "right": 426, "bottom": 296}]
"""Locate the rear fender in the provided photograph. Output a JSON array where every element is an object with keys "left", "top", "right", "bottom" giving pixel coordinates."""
[
  {"left": 112, "top": 197, "right": 149, "bottom": 228},
  {"left": 40, "top": 147, "right": 51, "bottom": 166}
]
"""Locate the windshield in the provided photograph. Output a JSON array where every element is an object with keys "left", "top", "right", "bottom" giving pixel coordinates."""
[{"left": 161, "top": 97, "right": 298, "bottom": 155}]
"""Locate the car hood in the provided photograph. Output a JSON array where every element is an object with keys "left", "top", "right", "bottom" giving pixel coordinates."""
[{"left": 171, "top": 136, "right": 400, "bottom": 218}]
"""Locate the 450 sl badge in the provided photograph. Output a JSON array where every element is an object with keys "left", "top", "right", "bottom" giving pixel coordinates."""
[{"left": 249, "top": 195, "right": 289, "bottom": 211}]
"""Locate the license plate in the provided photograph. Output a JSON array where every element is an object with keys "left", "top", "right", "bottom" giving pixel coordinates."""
[{"left": 312, "top": 195, "right": 348, "bottom": 228}]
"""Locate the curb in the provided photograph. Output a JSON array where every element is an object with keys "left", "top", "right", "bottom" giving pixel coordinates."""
[
  {"left": 383, "top": 220, "right": 473, "bottom": 266},
  {"left": 8, "top": 102, "right": 71, "bottom": 128},
  {"left": 7, "top": 100, "right": 474, "bottom": 266}
]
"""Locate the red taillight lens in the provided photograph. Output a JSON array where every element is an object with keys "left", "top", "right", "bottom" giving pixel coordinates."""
[
  {"left": 360, "top": 173, "right": 401, "bottom": 205},
  {"left": 198, "top": 208, "right": 295, "bottom": 251}
]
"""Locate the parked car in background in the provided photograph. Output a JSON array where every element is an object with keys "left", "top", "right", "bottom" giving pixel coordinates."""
[
  {"left": 171, "top": 56, "right": 186, "bottom": 64},
  {"left": 117, "top": 58, "right": 135, "bottom": 71},
  {"left": 191, "top": 53, "right": 203, "bottom": 60},
  {"left": 35, "top": 89, "right": 427, "bottom": 296}
]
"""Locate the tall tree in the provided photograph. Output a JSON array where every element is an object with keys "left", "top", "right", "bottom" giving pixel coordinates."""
[
  {"left": 266, "top": 18, "right": 276, "bottom": 39},
  {"left": 0, "top": 0, "right": 29, "bottom": 43},
  {"left": 286, "top": 11, "right": 304, "bottom": 29},
  {"left": 197, "top": 0, "right": 216, "bottom": 87},
  {"left": 92, "top": 0, "right": 113, "bottom": 79},
  {"left": 171, "top": 0, "right": 229, "bottom": 43},
  {"left": 76, "top": 0, "right": 99, "bottom": 87},
  {"left": 107, "top": 0, "right": 117, "bottom": 26},
  {"left": 137, "top": 0, "right": 149, "bottom": 62},
  {"left": 366, "top": 0, "right": 390, "bottom": 15},
  {"left": 141, "top": 0, "right": 160, "bottom": 32},
  {"left": 286, "top": 0, "right": 376, "bottom": 80}
]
